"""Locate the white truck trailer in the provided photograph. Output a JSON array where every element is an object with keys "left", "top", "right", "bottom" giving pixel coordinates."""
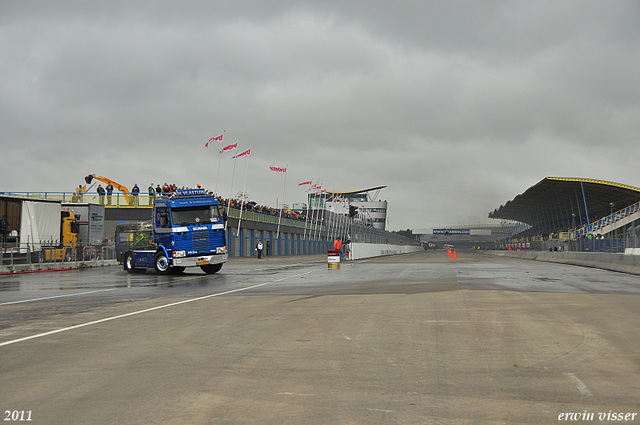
[{"left": 1, "top": 196, "right": 78, "bottom": 262}]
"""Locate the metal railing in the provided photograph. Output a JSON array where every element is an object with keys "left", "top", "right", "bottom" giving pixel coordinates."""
[
  {"left": 1, "top": 240, "right": 77, "bottom": 268},
  {"left": 3, "top": 191, "right": 418, "bottom": 250},
  {"left": 228, "top": 206, "right": 327, "bottom": 232},
  {"left": 1, "top": 191, "right": 154, "bottom": 208},
  {"left": 499, "top": 237, "right": 627, "bottom": 253},
  {"left": 1, "top": 240, "right": 116, "bottom": 270},
  {"left": 625, "top": 224, "right": 640, "bottom": 250},
  {"left": 574, "top": 201, "right": 640, "bottom": 235}
]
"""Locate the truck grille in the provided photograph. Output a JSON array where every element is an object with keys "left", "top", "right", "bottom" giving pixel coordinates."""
[{"left": 192, "top": 230, "right": 210, "bottom": 251}]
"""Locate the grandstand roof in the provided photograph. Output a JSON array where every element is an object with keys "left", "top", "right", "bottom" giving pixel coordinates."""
[
  {"left": 488, "top": 177, "right": 640, "bottom": 233},
  {"left": 326, "top": 185, "right": 387, "bottom": 195}
]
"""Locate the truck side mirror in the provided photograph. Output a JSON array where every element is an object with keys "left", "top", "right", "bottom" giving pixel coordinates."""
[{"left": 222, "top": 210, "right": 228, "bottom": 222}]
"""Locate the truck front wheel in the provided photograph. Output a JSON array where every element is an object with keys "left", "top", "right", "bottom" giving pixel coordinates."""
[
  {"left": 154, "top": 251, "right": 172, "bottom": 275},
  {"left": 124, "top": 252, "right": 136, "bottom": 274},
  {"left": 201, "top": 263, "right": 223, "bottom": 274}
]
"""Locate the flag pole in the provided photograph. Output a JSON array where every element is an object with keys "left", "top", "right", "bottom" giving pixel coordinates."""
[
  {"left": 298, "top": 180, "right": 313, "bottom": 244},
  {"left": 303, "top": 188, "right": 310, "bottom": 241},
  {"left": 276, "top": 166, "right": 288, "bottom": 240},
  {"left": 225, "top": 140, "right": 239, "bottom": 231},
  {"left": 212, "top": 130, "right": 225, "bottom": 195},
  {"left": 236, "top": 145, "right": 251, "bottom": 237},
  {"left": 215, "top": 152, "right": 223, "bottom": 196},
  {"left": 312, "top": 182, "right": 321, "bottom": 241},
  {"left": 318, "top": 191, "right": 327, "bottom": 243},
  {"left": 327, "top": 193, "right": 336, "bottom": 241}
]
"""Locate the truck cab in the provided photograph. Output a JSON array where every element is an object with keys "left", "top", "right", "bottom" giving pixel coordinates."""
[
  {"left": 123, "top": 189, "right": 228, "bottom": 274},
  {"left": 43, "top": 210, "right": 79, "bottom": 262}
]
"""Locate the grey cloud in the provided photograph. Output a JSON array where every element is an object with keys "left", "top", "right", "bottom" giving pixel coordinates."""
[{"left": 2, "top": 0, "right": 639, "bottom": 229}]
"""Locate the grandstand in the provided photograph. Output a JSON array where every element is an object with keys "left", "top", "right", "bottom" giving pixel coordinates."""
[
  {"left": 308, "top": 186, "right": 388, "bottom": 230},
  {"left": 488, "top": 177, "right": 640, "bottom": 251}
]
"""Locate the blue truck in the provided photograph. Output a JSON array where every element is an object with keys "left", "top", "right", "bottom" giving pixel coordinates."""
[{"left": 123, "top": 189, "right": 228, "bottom": 274}]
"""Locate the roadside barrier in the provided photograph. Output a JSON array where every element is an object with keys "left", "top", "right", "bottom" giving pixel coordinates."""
[
  {"left": 1, "top": 242, "right": 117, "bottom": 273},
  {"left": 348, "top": 243, "right": 423, "bottom": 260},
  {"left": 490, "top": 250, "right": 640, "bottom": 275}
]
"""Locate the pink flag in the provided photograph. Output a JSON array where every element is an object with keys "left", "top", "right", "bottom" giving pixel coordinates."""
[
  {"left": 220, "top": 142, "right": 238, "bottom": 153},
  {"left": 232, "top": 148, "right": 251, "bottom": 159},
  {"left": 205, "top": 133, "right": 224, "bottom": 147},
  {"left": 270, "top": 166, "right": 287, "bottom": 173},
  {"left": 298, "top": 181, "right": 312, "bottom": 186}
]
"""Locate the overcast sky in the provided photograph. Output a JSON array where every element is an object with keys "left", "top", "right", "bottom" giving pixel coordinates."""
[{"left": 2, "top": 1, "right": 639, "bottom": 230}]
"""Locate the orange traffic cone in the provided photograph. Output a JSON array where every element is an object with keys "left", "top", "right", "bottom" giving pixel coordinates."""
[
  {"left": 452, "top": 250, "right": 457, "bottom": 260},
  {"left": 447, "top": 249, "right": 451, "bottom": 257}
]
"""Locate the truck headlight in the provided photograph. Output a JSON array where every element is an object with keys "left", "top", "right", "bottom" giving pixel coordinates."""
[
  {"left": 173, "top": 250, "right": 186, "bottom": 258},
  {"left": 216, "top": 246, "right": 227, "bottom": 254}
]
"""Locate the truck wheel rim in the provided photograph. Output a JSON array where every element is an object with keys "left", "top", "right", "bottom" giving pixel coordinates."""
[{"left": 156, "top": 255, "right": 169, "bottom": 272}]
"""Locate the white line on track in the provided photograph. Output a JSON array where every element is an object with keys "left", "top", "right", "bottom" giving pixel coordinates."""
[
  {"left": 0, "top": 268, "right": 319, "bottom": 348},
  {"left": 563, "top": 372, "right": 593, "bottom": 396},
  {"left": 0, "top": 288, "right": 118, "bottom": 306}
]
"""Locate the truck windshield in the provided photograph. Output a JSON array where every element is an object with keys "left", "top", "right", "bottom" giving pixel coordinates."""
[{"left": 171, "top": 206, "right": 221, "bottom": 226}]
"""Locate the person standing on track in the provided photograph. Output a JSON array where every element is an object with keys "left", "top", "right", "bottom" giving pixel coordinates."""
[{"left": 256, "top": 240, "right": 263, "bottom": 259}]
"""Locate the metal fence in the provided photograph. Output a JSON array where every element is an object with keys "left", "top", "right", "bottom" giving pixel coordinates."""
[
  {"left": 624, "top": 224, "right": 640, "bottom": 250},
  {"left": 501, "top": 237, "right": 627, "bottom": 253},
  {"left": 0, "top": 191, "right": 156, "bottom": 208},
  {"left": 520, "top": 223, "right": 640, "bottom": 253},
  {"left": 1, "top": 240, "right": 116, "bottom": 270},
  {"left": 574, "top": 201, "right": 640, "bottom": 236},
  {"left": 2, "top": 191, "right": 419, "bottom": 260}
]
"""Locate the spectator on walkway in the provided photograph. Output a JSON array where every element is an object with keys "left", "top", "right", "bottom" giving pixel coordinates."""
[
  {"left": 131, "top": 184, "right": 140, "bottom": 206},
  {"left": 106, "top": 183, "right": 114, "bottom": 205},
  {"left": 97, "top": 184, "right": 106, "bottom": 204},
  {"left": 148, "top": 184, "right": 155, "bottom": 205}
]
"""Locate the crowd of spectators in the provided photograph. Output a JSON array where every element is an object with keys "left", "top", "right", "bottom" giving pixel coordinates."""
[
  {"left": 216, "top": 197, "right": 327, "bottom": 226},
  {"left": 136, "top": 183, "right": 331, "bottom": 226},
  {"left": 97, "top": 182, "right": 369, "bottom": 228},
  {"left": 149, "top": 182, "right": 195, "bottom": 195}
]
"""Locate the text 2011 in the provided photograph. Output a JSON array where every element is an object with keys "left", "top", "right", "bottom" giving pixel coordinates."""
[{"left": 4, "top": 411, "right": 32, "bottom": 421}]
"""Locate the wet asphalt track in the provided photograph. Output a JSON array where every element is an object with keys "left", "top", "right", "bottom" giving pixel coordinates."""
[{"left": 1, "top": 251, "right": 639, "bottom": 424}]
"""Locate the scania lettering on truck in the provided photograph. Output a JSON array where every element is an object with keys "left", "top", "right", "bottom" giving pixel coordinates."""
[{"left": 122, "top": 189, "right": 228, "bottom": 274}]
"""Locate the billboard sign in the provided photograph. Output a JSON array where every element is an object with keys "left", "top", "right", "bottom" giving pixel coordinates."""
[{"left": 433, "top": 229, "right": 471, "bottom": 235}]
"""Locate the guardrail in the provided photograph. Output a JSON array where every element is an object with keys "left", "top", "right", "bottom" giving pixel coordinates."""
[
  {"left": 574, "top": 200, "right": 640, "bottom": 235},
  {"left": 2, "top": 191, "right": 326, "bottom": 231},
  {"left": 1, "top": 241, "right": 116, "bottom": 272},
  {"left": 1, "top": 191, "right": 153, "bottom": 208},
  {"left": 2, "top": 191, "right": 418, "bottom": 249},
  {"left": 491, "top": 249, "right": 640, "bottom": 275}
]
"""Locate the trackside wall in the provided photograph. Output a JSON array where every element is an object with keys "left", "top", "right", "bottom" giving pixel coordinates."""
[
  {"left": 349, "top": 243, "right": 423, "bottom": 260},
  {"left": 490, "top": 250, "right": 640, "bottom": 275}
]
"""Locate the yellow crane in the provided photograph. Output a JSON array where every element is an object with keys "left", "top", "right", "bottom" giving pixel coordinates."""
[{"left": 81, "top": 174, "right": 133, "bottom": 205}]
